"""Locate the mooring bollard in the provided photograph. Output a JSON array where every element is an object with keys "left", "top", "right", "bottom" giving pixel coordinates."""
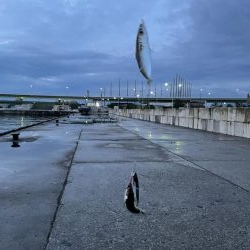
[
  {"left": 11, "top": 141, "right": 20, "bottom": 148},
  {"left": 11, "top": 132, "right": 20, "bottom": 148},
  {"left": 12, "top": 133, "right": 20, "bottom": 141},
  {"left": 56, "top": 118, "right": 59, "bottom": 125}
]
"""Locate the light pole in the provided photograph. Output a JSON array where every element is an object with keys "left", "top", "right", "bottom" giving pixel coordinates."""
[
  {"left": 200, "top": 88, "right": 203, "bottom": 98},
  {"left": 178, "top": 84, "right": 182, "bottom": 98},
  {"left": 100, "top": 88, "right": 103, "bottom": 106},
  {"left": 164, "top": 83, "right": 169, "bottom": 97}
]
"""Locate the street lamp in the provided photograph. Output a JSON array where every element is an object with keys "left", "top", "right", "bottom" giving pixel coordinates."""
[
  {"left": 133, "top": 88, "right": 136, "bottom": 97},
  {"left": 200, "top": 88, "right": 203, "bottom": 98},
  {"left": 177, "top": 84, "right": 182, "bottom": 97}
]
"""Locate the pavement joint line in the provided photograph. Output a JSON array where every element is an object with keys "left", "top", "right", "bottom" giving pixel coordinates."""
[
  {"left": 118, "top": 123, "right": 250, "bottom": 195},
  {"left": 193, "top": 160, "right": 250, "bottom": 162},
  {"left": 79, "top": 139, "right": 148, "bottom": 141},
  {"left": 150, "top": 139, "right": 244, "bottom": 142},
  {"left": 44, "top": 127, "right": 83, "bottom": 250},
  {"left": 72, "top": 160, "right": 174, "bottom": 164}
]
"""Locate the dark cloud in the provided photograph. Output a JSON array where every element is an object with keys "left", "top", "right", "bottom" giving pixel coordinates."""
[{"left": 0, "top": 0, "right": 250, "bottom": 97}]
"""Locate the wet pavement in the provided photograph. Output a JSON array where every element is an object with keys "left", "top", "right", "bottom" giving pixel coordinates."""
[
  {"left": 0, "top": 120, "right": 82, "bottom": 250},
  {"left": 47, "top": 118, "right": 250, "bottom": 249},
  {"left": 2, "top": 117, "right": 250, "bottom": 249}
]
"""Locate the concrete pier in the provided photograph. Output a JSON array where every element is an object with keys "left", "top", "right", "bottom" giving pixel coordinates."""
[
  {"left": 111, "top": 107, "right": 250, "bottom": 138},
  {"left": 1, "top": 117, "right": 250, "bottom": 249}
]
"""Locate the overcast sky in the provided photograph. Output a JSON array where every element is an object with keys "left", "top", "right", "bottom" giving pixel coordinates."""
[{"left": 0, "top": 0, "right": 250, "bottom": 97}]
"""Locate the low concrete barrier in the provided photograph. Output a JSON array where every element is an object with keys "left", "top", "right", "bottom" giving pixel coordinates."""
[{"left": 110, "top": 108, "right": 250, "bottom": 138}]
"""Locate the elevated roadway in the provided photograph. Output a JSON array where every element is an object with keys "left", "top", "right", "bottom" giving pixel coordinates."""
[{"left": 0, "top": 93, "right": 247, "bottom": 104}]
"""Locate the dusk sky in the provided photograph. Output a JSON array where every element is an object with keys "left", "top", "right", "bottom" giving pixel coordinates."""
[{"left": 0, "top": 0, "right": 250, "bottom": 97}]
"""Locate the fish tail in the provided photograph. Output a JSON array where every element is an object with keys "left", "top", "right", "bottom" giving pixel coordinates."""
[{"left": 125, "top": 200, "right": 144, "bottom": 214}]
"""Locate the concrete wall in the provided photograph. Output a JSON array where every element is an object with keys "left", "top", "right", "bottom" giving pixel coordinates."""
[{"left": 110, "top": 108, "right": 250, "bottom": 138}]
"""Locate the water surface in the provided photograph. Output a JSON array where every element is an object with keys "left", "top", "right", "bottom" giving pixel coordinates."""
[{"left": 0, "top": 115, "right": 50, "bottom": 133}]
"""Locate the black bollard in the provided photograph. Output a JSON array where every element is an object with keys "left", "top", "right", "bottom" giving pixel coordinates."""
[
  {"left": 11, "top": 141, "right": 20, "bottom": 148},
  {"left": 11, "top": 133, "right": 20, "bottom": 148},
  {"left": 56, "top": 119, "right": 59, "bottom": 126},
  {"left": 12, "top": 133, "right": 20, "bottom": 141}
]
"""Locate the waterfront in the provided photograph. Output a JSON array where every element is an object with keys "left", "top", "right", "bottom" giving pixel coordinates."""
[
  {"left": 1, "top": 116, "right": 250, "bottom": 249},
  {"left": 0, "top": 115, "right": 54, "bottom": 133}
]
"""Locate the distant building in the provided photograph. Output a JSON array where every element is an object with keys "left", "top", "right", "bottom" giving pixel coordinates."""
[
  {"left": 0, "top": 103, "right": 9, "bottom": 109},
  {"left": 52, "top": 105, "right": 71, "bottom": 111},
  {"left": 11, "top": 104, "right": 33, "bottom": 110}
]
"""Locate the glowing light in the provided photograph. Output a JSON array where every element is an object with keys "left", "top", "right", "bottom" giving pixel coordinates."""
[
  {"left": 21, "top": 117, "right": 24, "bottom": 127},
  {"left": 136, "top": 94, "right": 140, "bottom": 98},
  {"left": 164, "top": 83, "right": 169, "bottom": 86},
  {"left": 96, "top": 102, "right": 100, "bottom": 107}
]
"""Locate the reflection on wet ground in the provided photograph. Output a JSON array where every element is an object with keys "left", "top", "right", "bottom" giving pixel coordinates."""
[
  {"left": 0, "top": 119, "right": 83, "bottom": 250},
  {"left": 2, "top": 115, "right": 250, "bottom": 249}
]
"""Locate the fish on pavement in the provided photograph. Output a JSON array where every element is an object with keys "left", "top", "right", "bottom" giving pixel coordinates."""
[{"left": 124, "top": 172, "right": 144, "bottom": 214}]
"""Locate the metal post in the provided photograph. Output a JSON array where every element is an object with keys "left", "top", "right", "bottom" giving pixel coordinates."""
[
  {"left": 184, "top": 80, "right": 187, "bottom": 97},
  {"left": 175, "top": 75, "right": 178, "bottom": 98},
  {"left": 172, "top": 78, "right": 175, "bottom": 112},
  {"left": 135, "top": 80, "right": 137, "bottom": 96},
  {"left": 126, "top": 80, "right": 129, "bottom": 97},
  {"left": 110, "top": 81, "right": 112, "bottom": 97},
  {"left": 181, "top": 77, "right": 184, "bottom": 97},
  {"left": 118, "top": 78, "right": 121, "bottom": 97}
]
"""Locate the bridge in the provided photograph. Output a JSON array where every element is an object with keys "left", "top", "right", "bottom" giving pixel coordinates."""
[{"left": 0, "top": 93, "right": 248, "bottom": 105}]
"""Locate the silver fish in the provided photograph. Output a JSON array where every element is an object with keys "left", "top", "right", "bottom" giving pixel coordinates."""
[
  {"left": 135, "top": 20, "right": 152, "bottom": 84},
  {"left": 124, "top": 172, "right": 144, "bottom": 214}
]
